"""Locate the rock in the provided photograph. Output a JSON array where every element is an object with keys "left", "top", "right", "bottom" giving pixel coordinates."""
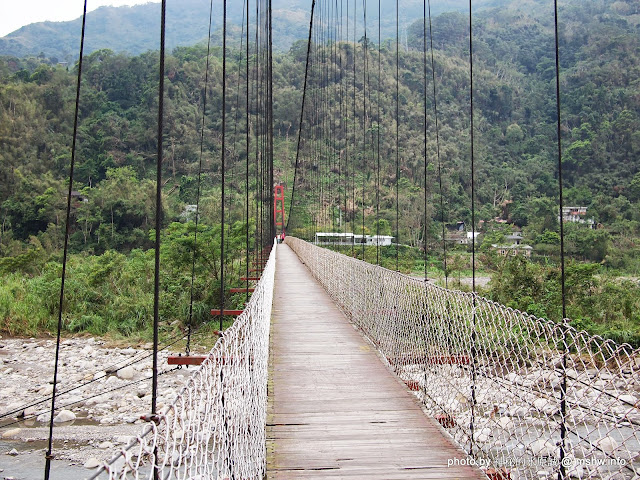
[
  {"left": 529, "top": 439, "right": 556, "bottom": 457},
  {"left": 568, "top": 464, "right": 585, "bottom": 479},
  {"left": 53, "top": 409, "right": 76, "bottom": 423},
  {"left": 1, "top": 428, "right": 20, "bottom": 439},
  {"left": 98, "top": 441, "right": 114, "bottom": 449},
  {"left": 116, "top": 435, "right": 134, "bottom": 445},
  {"left": 533, "top": 398, "right": 549, "bottom": 411},
  {"left": 497, "top": 417, "right": 514, "bottom": 431},
  {"left": 505, "top": 372, "right": 521, "bottom": 383},
  {"left": 619, "top": 394, "right": 637, "bottom": 405},
  {"left": 117, "top": 366, "right": 135, "bottom": 380},
  {"left": 6, "top": 448, "right": 19, "bottom": 456},
  {"left": 84, "top": 457, "right": 101, "bottom": 469},
  {"left": 93, "top": 371, "right": 107, "bottom": 380},
  {"left": 598, "top": 436, "right": 618, "bottom": 452},
  {"left": 507, "top": 405, "right": 528, "bottom": 417},
  {"left": 81, "top": 345, "right": 93, "bottom": 355},
  {"left": 38, "top": 385, "right": 54, "bottom": 396}
]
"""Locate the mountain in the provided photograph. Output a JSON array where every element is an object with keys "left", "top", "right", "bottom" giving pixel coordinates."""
[{"left": 0, "top": 0, "right": 503, "bottom": 60}]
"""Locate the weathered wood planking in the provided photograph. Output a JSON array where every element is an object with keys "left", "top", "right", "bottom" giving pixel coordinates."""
[{"left": 267, "top": 244, "right": 485, "bottom": 479}]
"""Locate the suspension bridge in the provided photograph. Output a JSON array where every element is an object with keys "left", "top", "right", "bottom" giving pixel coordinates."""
[{"left": 2, "top": 0, "right": 638, "bottom": 479}]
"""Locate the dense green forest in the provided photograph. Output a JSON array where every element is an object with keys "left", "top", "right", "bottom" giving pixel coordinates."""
[{"left": 0, "top": 0, "right": 639, "bottom": 344}]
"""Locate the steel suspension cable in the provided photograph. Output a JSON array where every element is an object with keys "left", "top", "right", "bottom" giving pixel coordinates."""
[
  {"left": 286, "top": 0, "right": 317, "bottom": 232},
  {"left": 361, "top": 0, "right": 368, "bottom": 259},
  {"left": 44, "top": 6, "right": 88, "bottom": 477},
  {"left": 352, "top": 0, "right": 357, "bottom": 256},
  {"left": 553, "top": 0, "right": 568, "bottom": 476},
  {"left": 376, "top": 0, "right": 381, "bottom": 266},
  {"left": 427, "top": 0, "right": 448, "bottom": 288},
  {"left": 422, "top": 0, "right": 428, "bottom": 280},
  {"left": 395, "top": 0, "right": 400, "bottom": 271},
  {"left": 219, "top": 0, "right": 227, "bottom": 332},
  {"left": 468, "top": 0, "right": 478, "bottom": 457},
  {"left": 245, "top": 0, "right": 250, "bottom": 302},
  {"left": 186, "top": 0, "right": 215, "bottom": 356}
]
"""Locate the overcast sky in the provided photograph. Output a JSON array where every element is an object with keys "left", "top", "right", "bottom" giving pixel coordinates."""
[{"left": 0, "top": 1, "right": 155, "bottom": 37}]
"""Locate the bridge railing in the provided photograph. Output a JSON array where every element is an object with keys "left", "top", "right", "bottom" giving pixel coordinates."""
[
  {"left": 91, "top": 241, "right": 276, "bottom": 480},
  {"left": 286, "top": 236, "right": 640, "bottom": 480}
]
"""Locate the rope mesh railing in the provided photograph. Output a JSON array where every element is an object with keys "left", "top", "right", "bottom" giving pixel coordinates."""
[
  {"left": 286, "top": 237, "right": 640, "bottom": 480},
  {"left": 90, "top": 241, "right": 276, "bottom": 480}
]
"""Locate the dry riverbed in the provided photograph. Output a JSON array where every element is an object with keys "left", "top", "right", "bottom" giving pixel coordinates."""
[{"left": 0, "top": 335, "right": 202, "bottom": 479}]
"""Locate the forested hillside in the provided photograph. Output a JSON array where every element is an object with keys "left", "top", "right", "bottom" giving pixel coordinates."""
[{"left": 0, "top": 0, "right": 638, "bottom": 343}]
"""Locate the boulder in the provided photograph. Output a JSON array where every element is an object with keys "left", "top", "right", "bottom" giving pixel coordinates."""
[
  {"left": 84, "top": 457, "right": 101, "bottom": 469},
  {"left": 53, "top": 409, "right": 76, "bottom": 423},
  {"left": 117, "top": 366, "right": 135, "bottom": 380}
]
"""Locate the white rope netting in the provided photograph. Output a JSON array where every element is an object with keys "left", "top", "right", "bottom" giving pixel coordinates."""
[
  {"left": 286, "top": 236, "right": 640, "bottom": 480},
  {"left": 90, "top": 241, "right": 276, "bottom": 480}
]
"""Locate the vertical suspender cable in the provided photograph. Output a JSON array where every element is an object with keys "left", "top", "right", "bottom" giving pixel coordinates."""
[
  {"left": 246, "top": 0, "right": 250, "bottom": 301},
  {"left": 395, "top": 0, "right": 400, "bottom": 271},
  {"left": 152, "top": 0, "right": 166, "bottom": 420},
  {"left": 286, "top": 0, "right": 316, "bottom": 231},
  {"left": 422, "top": 0, "right": 428, "bottom": 280},
  {"left": 43, "top": 3, "right": 88, "bottom": 479},
  {"left": 376, "top": 0, "right": 381, "bottom": 266},
  {"left": 553, "top": 0, "right": 568, "bottom": 476},
  {"left": 269, "top": 0, "right": 274, "bottom": 241},
  {"left": 361, "top": 0, "right": 368, "bottom": 259},
  {"left": 352, "top": 0, "right": 357, "bottom": 257},
  {"left": 187, "top": 0, "right": 215, "bottom": 356},
  {"left": 427, "top": 0, "right": 448, "bottom": 288},
  {"left": 220, "top": 0, "right": 227, "bottom": 332},
  {"left": 468, "top": 0, "right": 478, "bottom": 457}
]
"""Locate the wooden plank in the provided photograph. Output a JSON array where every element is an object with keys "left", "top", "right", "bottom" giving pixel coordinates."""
[{"left": 267, "top": 244, "right": 485, "bottom": 480}]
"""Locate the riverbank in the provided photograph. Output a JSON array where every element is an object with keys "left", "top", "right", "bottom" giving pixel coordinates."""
[{"left": 0, "top": 335, "right": 202, "bottom": 478}]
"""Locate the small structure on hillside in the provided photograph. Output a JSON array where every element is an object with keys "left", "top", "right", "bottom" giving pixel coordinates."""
[
  {"left": 492, "top": 244, "right": 533, "bottom": 257},
  {"left": 561, "top": 206, "right": 595, "bottom": 228},
  {"left": 492, "top": 231, "right": 532, "bottom": 257},
  {"left": 314, "top": 232, "right": 394, "bottom": 246}
]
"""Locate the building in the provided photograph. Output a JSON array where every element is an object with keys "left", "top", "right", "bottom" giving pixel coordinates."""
[
  {"left": 314, "top": 232, "right": 394, "bottom": 246},
  {"left": 492, "top": 244, "right": 533, "bottom": 257},
  {"left": 561, "top": 207, "right": 595, "bottom": 228},
  {"left": 491, "top": 231, "right": 532, "bottom": 257},
  {"left": 445, "top": 231, "right": 479, "bottom": 245}
]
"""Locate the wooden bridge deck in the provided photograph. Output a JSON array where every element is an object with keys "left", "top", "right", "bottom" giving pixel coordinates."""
[{"left": 267, "top": 244, "right": 485, "bottom": 479}]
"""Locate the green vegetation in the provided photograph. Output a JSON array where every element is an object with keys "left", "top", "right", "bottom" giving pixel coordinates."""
[{"left": 0, "top": 0, "right": 638, "bottom": 345}]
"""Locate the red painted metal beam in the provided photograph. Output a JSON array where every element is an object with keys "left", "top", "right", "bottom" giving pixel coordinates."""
[
  {"left": 168, "top": 355, "right": 208, "bottom": 366},
  {"left": 229, "top": 288, "right": 255, "bottom": 293},
  {"left": 210, "top": 309, "right": 244, "bottom": 316}
]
